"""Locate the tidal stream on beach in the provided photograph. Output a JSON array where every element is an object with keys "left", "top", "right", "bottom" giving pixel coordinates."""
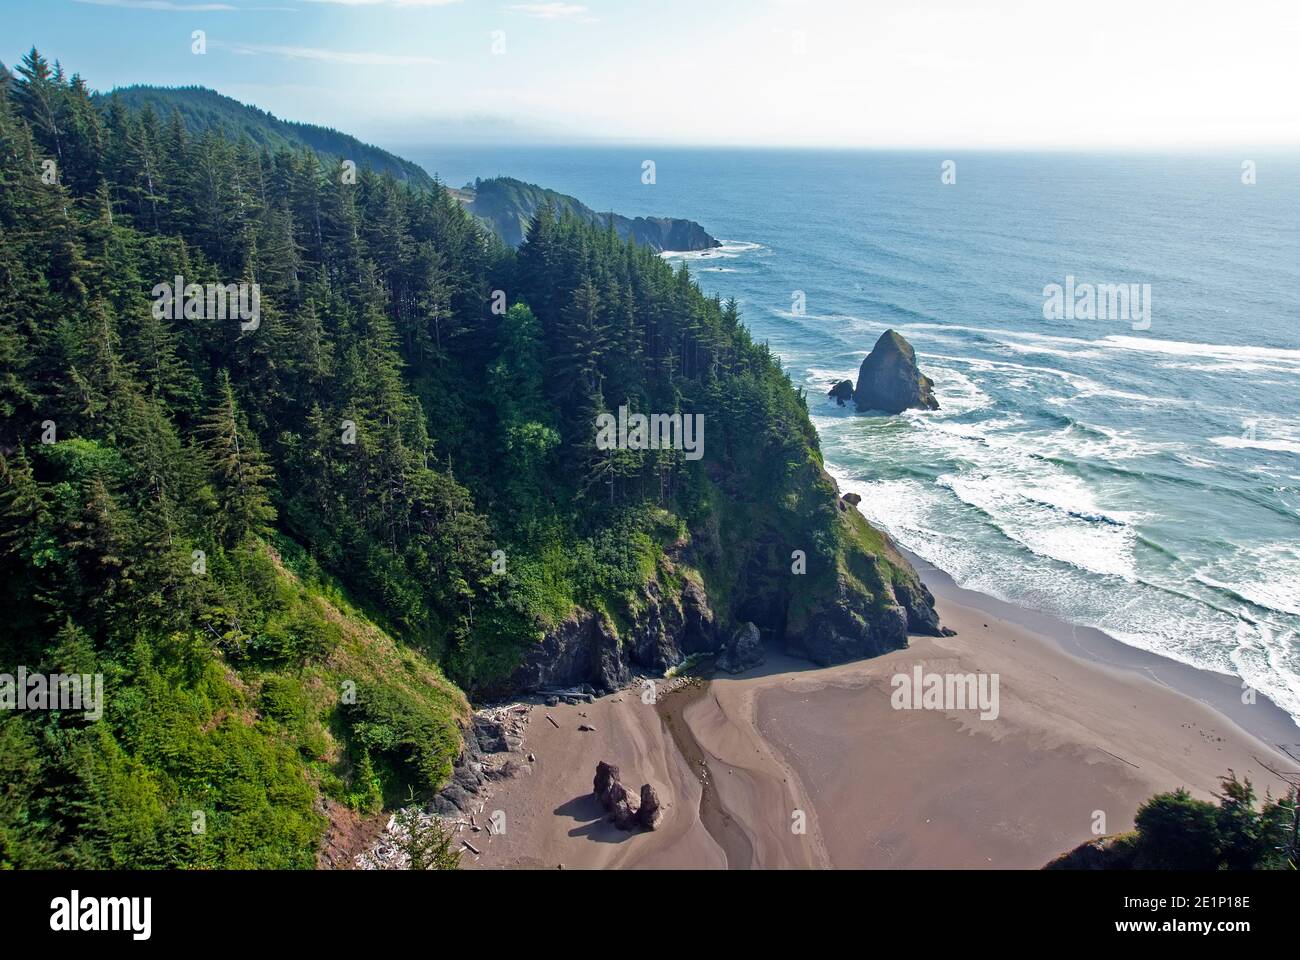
[{"left": 656, "top": 679, "right": 754, "bottom": 869}]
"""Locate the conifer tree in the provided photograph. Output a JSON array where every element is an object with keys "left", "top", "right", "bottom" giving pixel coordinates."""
[{"left": 199, "top": 370, "right": 275, "bottom": 546}]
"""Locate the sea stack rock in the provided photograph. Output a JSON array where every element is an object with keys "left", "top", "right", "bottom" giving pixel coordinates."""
[
  {"left": 828, "top": 379, "right": 855, "bottom": 406},
  {"left": 853, "top": 330, "right": 939, "bottom": 414}
]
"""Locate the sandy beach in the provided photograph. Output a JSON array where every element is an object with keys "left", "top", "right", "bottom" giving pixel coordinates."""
[{"left": 464, "top": 570, "right": 1300, "bottom": 870}]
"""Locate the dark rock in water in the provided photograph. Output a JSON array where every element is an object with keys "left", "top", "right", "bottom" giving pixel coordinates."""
[
  {"left": 626, "top": 217, "right": 720, "bottom": 254},
  {"left": 841, "top": 492, "right": 862, "bottom": 507},
  {"left": 854, "top": 330, "right": 939, "bottom": 414},
  {"left": 637, "top": 784, "right": 663, "bottom": 831},
  {"left": 716, "top": 622, "right": 766, "bottom": 674},
  {"left": 828, "top": 379, "right": 855, "bottom": 405}
]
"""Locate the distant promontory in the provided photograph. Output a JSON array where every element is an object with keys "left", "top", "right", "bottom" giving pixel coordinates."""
[{"left": 453, "top": 176, "right": 722, "bottom": 252}]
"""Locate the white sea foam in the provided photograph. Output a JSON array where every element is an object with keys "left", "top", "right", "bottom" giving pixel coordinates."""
[
  {"left": 1195, "top": 543, "right": 1300, "bottom": 617},
  {"left": 938, "top": 473, "right": 1138, "bottom": 580},
  {"left": 812, "top": 315, "right": 1300, "bottom": 726},
  {"left": 829, "top": 463, "right": 1300, "bottom": 724},
  {"left": 1211, "top": 435, "right": 1300, "bottom": 455},
  {"left": 1103, "top": 334, "right": 1300, "bottom": 368},
  {"left": 1228, "top": 621, "right": 1300, "bottom": 729},
  {"left": 661, "top": 239, "right": 763, "bottom": 261},
  {"left": 900, "top": 322, "right": 1300, "bottom": 374},
  {"left": 929, "top": 366, "right": 995, "bottom": 416}
]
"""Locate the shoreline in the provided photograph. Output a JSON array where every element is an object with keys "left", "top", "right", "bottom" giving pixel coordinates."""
[{"left": 898, "top": 546, "right": 1300, "bottom": 753}]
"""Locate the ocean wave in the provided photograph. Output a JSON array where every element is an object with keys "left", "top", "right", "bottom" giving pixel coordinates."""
[
  {"left": 1103, "top": 334, "right": 1300, "bottom": 368},
  {"left": 1046, "top": 370, "right": 1185, "bottom": 407},
  {"left": 1060, "top": 452, "right": 1300, "bottom": 525},
  {"left": 936, "top": 472, "right": 1138, "bottom": 580},
  {"left": 1194, "top": 543, "right": 1300, "bottom": 617},
  {"left": 1229, "top": 622, "right": 1300, "bottom": 728},
  {"left": 1210, "top": 435, "right": 1300, "bottom": 456},
  {"left": 898, "top": 322, "right": 1300, "bottom": 374},
  {"left": 661, "top": 239, "right": 764, "bottom": 261},
  {"left": 827, "top": 466, "right": 1300, "bottom": 725},
  {"left": 928, "top": 365, "right": 995, "bottom": 417}
]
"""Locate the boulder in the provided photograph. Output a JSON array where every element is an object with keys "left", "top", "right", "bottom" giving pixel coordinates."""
[
  {"left": 854, "top": 330, "right": 939, "bottom": 414},
  {"left": 637, "top": 784, "right": 663, "bottom": 831},
  {"left": 715, "top": 622, "right": 766, "bottom": 674},
  {"left": 828, "top": 379, "right": 855, "bottom": 405},
  {"left": 593, "top": 761, "right": 627, "bottom": 807},
  {"left": 841, "top": 492, "right": 862, "bottom": 507},
  {"left": 592, "top": 761, "right": 664, "bottom": 831}
]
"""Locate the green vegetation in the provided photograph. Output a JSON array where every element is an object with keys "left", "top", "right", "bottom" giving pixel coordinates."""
[
  {"left": 461, "top": 176, "right": 597, "bottom": 246},
  {"left": 0, "top": 49, "right": 914, "bottom": 868},
  {"left": 97, "top": 84, "right": 435, "bottom": 190},
  {"left": 392, "top": 807, "right": 461, "bottom": 871},
  {"left": 1048, "top": 773, "right": 1300, "bottom": 870}
]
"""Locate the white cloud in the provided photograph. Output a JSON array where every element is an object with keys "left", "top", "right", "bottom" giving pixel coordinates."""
[
  {"left": 300, "top": 0, "right": 462, "bottom": 6},
  {"left": 507, "top": 3, "right": 590, "bottom": 20},
  {"left": 216, "top": 42, "right": 440, "bottom": 64},
  {"left": 73, "top": 0, "right": 239, "bottom": 9}
]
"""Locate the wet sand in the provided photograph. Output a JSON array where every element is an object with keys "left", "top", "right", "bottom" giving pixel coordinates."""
[
  {"left": 459, "top": 684, "right": 726, "bottom": 869},
  {"left": 467, "top": 581, "right": 1298, "bottom": 869}
]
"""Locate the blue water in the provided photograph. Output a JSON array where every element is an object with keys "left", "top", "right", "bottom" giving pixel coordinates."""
[{"left": 417, "top": 146, "right": 1300, "bottom": 724}]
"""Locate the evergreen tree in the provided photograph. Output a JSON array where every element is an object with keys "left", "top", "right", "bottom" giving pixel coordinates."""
[{"left": 199, "top": 370, "right": 276, "bottom": 546}]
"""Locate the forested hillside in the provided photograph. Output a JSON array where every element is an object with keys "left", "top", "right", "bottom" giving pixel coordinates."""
[
  {"left": 97, "top": 84, "right": 435, "bottom": 189},
  {"left": 0, "top": 49, "right": 940, "bottom": 868}
]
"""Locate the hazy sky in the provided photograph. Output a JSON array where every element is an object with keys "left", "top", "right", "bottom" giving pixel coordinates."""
[{"left": 6, "top": 0, "right": 1300, "bottom": 148}]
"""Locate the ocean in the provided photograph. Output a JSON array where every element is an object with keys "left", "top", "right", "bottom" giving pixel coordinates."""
[{"left": 411, "top": 145, "right": 1300, "bottom": 726}]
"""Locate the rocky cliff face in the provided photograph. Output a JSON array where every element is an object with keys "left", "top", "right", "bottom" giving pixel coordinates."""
[
  {"left": 499, "top": 478, "right": 945, "bottom": 694},
  {"left": 506, "top": 609, "right": 629, "bottom": 694},
  {"left": 503, "top": 564, "right": 720, "bottom": 694},
  {"left": 854, "top": 329, "right": 940, "bottom": 414},
  {"left": 784, "top": 487, "right": 948, "bottom": 665}
]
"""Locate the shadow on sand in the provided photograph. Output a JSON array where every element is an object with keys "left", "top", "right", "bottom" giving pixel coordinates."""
[{"left": 554, "top": 794, "right": 633, "bottom": 844}]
